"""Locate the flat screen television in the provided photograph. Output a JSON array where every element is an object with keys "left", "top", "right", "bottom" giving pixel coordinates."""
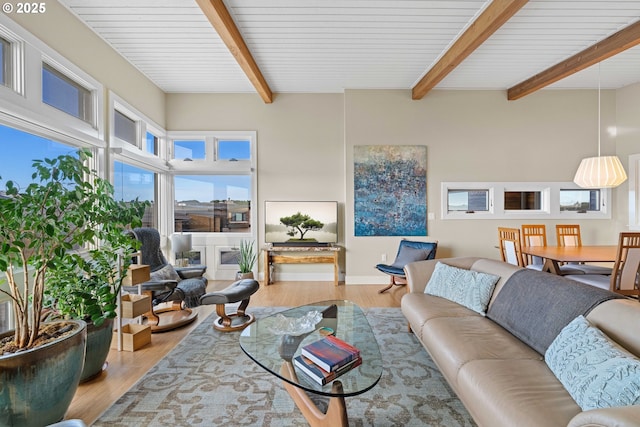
[{"left": 265, "top": 201, "right": 338, "bottom": 246}]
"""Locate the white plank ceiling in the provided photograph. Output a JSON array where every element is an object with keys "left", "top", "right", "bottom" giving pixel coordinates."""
[{"left": 59, "top": 0, "right": 640, "bottom": 95}]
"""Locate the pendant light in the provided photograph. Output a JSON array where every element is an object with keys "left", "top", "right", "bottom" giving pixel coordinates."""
[{"left": 573, "top": 63, "right": 627, "bottom": 189}]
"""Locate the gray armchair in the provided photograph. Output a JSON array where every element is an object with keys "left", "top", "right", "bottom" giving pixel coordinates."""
[{"left": 124, "top": 227, "right": 207, "bottom": 332}]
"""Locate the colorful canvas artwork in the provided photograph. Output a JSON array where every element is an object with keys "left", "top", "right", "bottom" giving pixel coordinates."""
[{"left": 354, "top": 145, "right": 427, "bottom": 236}]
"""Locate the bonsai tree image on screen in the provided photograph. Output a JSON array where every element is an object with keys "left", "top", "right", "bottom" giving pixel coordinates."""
[{"left": 280, "top": 212, "right": 324, "bottom": 242}]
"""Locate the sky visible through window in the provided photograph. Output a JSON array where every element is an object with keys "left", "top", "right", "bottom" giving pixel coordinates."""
[{"left": 0, "top": 124, "right": 76, "bottom": 189}]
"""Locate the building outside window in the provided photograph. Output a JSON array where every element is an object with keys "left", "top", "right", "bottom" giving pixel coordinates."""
[
  {"left": 113, "top": 161, "right": 157, "bottom": 228},
  {"left": 174, "top": 174, "right": 251, "bottom": 233}
]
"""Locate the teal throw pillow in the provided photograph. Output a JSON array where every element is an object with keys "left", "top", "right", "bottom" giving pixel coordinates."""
[
  {"left": 545, "top": 315, "right": 640, "bottom": 411},
  {"left": 424, "top": 262, "right": 500, "bottom": 315}
]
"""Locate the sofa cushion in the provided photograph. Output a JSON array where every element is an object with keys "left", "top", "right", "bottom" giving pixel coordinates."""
[
  {"left": 421, "top": 316, "right": 542, "bottom": 388},
  {"left": 486, "top": 269, "right": 623, "bottom": 355},
  {"left": 545, "top": 315, "right": 640, "bottom": 411},
  {"left": 457, "top": 359, "right": 581, "bottom": 427},
  {"left": 425, "top": 262, "right": 499, "bottom": 315},
  {"left": 401, "top": 293, "right": 479, "bottom": 338}
]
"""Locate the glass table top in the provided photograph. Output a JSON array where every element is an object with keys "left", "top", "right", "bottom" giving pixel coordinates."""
[{"left": 239, "top": 300, "right": 383, "bottom": 397}]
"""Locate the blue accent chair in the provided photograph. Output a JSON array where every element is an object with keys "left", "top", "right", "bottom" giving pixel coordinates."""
[{"left": 376, "top": 240, "right": 438, "bottom": 293}]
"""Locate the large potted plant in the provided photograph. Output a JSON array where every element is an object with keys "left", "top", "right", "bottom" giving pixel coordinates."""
[
  {"left": 0, "top": 149, "right": 144, "bottom": 425},
  {"left": 44, "top": 193, "right": 148, "bottom": 381},
  {"left": 236, "top": 239, "right": 257, "bottom": 280}
]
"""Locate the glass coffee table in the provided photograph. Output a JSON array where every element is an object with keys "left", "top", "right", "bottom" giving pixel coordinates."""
[{"left": 239, "top": 300, "right": 383, "bottom": 427}]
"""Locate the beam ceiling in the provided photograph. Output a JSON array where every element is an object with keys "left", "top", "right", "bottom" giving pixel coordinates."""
[
  {"left": 508, "top": 20, "right": 640, "bottom": 100},
  {"left": 412, "top": 0, "right": 529, "bottom": 100},
  {"left": 196, "top": 0, "right": 273, "bottom": 103}
]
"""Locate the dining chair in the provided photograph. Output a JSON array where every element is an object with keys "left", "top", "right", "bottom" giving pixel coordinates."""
[
  {"left": 498, "top": 227, "right": 525, "bottom": 267},
  {"left": 521, "top": 224, "right": 547, "bottom": 270},
  {"left": 566, "top": 232, "right": 640, "bottom": 298},
  {"left": 554, "top": 224, "right": 612, "bottom": 275}
]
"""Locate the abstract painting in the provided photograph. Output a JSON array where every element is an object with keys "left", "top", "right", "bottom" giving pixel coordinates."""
[{"left": 354, "top": 145, "right": 427, "bottom": 236}]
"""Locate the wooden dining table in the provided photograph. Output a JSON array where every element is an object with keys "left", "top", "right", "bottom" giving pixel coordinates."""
[{"left": 521, "top": 245, "right": 618, "bottom": 275}]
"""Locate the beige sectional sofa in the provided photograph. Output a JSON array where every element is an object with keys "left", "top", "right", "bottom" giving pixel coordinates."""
[{"left": 401, "top": 257, "right": 640, "bottom": 427}]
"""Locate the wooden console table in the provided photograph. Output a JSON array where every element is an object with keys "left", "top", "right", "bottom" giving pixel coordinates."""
[{"left": 263, "top": 245, "right": 341, "bottom": 286}]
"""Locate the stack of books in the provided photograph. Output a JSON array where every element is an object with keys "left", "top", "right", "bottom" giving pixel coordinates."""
[{"left": 294, "top": 335, "right": 362, "bottom": 385}]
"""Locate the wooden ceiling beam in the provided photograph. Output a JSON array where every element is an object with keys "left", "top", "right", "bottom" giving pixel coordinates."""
[
  {"left": 412, "top": 0, "right": 528, "bottom": 100},
  {"left": 196, "top": 0, "right": 273, "bottom": 103},
  {"left": 508, "top": 20, "right": 640, "bottom": 100}
]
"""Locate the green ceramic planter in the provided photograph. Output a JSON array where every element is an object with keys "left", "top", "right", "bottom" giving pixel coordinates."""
[
  {"left": 0, "top": 320, "right": 86, "bottom": 427},
  {"left": 80, "top": 317, "right": 114, "bottom": 382}
]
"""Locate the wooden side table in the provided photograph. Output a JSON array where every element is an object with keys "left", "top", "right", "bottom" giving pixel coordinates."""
[{"left": 263, "top": 245, "right": 341, "bottom": 286}]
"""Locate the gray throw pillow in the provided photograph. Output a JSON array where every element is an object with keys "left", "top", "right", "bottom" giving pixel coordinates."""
[
  {"left": 391, "top": 245, "right": 432, "bottom": 268},
  {"left": 150, "top": 264, "right": 181, "bottom": 281}
]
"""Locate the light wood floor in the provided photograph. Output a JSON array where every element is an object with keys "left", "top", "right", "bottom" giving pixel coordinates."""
[{"left": 68, "top": 280, "right": 405, "bottom": 425}]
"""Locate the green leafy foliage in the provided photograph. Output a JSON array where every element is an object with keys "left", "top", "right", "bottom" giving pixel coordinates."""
[
  {"left": 279, "top": 212, "right": 324, "bottom": 241},
  {"left": 237, "top": 240, "right": 256, "bottom": 273},
  {"left": 0, "top": 149, "right": 149, "bottom": 349}
]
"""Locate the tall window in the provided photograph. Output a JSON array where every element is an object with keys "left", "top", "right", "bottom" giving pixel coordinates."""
[
  {"left": 0, "top": 124, "right": 75, "bottom": 189},
  {"left": 0, "top": 36, "right": 10, "bottom": 88},
  {"left": 174, "top": 175, "right": 251, "bottom": 232},
  {"left": 113, "top": 161, "right": 157, "bottom": 228},
  {"left": 42, "top": 63, "right": 92, "bottom": 124}
]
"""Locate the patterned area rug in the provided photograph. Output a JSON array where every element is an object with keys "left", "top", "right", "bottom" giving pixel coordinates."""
[{"left": 93, "top": 307, "right": 476, "bottom": 427}]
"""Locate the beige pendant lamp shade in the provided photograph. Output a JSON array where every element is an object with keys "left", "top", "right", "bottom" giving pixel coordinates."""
[
  {"left": 573, "top": 155, "right": 627, "bottom": 189},
  {"left": 573, "top": 63, "right": 627, "bottom": 189}
]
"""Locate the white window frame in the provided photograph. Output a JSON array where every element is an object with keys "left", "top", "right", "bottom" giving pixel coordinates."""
[
  {"left": 441, "top": 182, "right": 611, "bottom": 220},
  {"left": 0, "top": 15, "right": 104, "bottom": 144},
  {"left": 168, "top": 130, "right": 257, "bottom": 238},
  {"left": 629, "top": 153, "right": 640, "bottom": 231},
  {"left": 109, "top": 91, "right": 165, "bottom": 161},
  {"left": 0, "top": 25, "right": 24, "bottom": 95}
]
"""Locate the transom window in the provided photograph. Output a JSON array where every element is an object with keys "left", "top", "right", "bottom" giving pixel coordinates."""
[
  {"left": 560, "top": 189, "right": 600, "bottom": 212},
  {"left": 146, "top": 132, "right": 158, "bottom": 156},
  {"left": 174, "top": 140, "right": 205, "bottom": 160},
  {"left": 114, "top": 110, "right": 136, "bottom": 145},
  {"left": 218, "top": 140, "right": 250, "bottom": 160},
  {"left": 504, "top": 191, "right": 542, "bottom": 211},
  {"left": 0, "top": 36, "right": 10, "bottom": 88},
  {"left": 442, "top": 182, "right": 610, "bottom": 220},
  {"left": 42, "top": 63, "right": 92, "bottom": 124},
  {"left": 447, "top": 189, "right": 490, "bottom": 213}
]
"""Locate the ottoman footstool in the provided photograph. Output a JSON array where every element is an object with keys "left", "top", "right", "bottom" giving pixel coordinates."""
[{"left": 199, "top": 279, "right": 260, "bottom": 331}]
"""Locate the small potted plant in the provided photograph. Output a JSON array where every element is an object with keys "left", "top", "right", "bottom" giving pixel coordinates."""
[
  {"left": 0, "top": 149, "right": 145, "bottom": 424},
  {"left": 236, "top": 239, "right": 257, "bottom": 280}
]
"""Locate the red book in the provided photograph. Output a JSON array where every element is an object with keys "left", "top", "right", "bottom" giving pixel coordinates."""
[
  {"left": 294, "top": 355, "right": 362, "bottom": 385},
  {"left": 301, "top": 335, "right": 360, "bottom": 372}
]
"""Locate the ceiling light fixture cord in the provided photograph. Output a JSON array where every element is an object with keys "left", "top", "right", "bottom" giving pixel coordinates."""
[{"left": 597, "top": 62, "right": 601, "bottom": 157}]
